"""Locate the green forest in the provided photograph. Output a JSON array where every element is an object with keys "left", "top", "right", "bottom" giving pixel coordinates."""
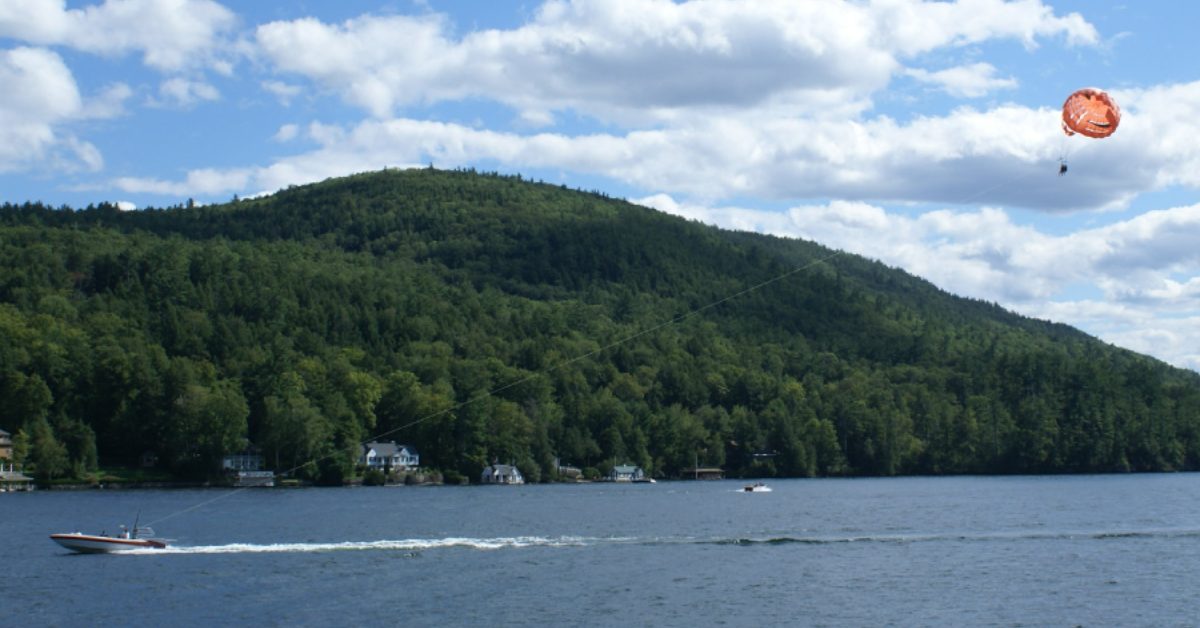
[{"left": 3, "top": 168, "right": 1200, "bottom": 484}]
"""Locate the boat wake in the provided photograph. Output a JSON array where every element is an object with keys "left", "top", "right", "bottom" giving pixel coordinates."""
[
  {"left": 708, "top": 527, "right": 1200, "bottom": 547},
  {"left": 115, "top": 527, "right": 1200, "bottom": 556},
  {"left": 124, "top": 535, "right": 631, "bottom": 555}
]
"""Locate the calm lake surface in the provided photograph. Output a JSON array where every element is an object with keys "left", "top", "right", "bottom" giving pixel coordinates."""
[{"left": 4, "top": 474, "right": 1199, "bottom": 626}]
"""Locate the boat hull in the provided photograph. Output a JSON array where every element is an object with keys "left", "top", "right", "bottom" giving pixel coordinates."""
[{"left": 50, "top": 533, "right": 167, "bottom": 553}]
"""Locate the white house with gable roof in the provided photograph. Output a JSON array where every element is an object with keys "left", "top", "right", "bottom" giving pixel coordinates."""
[
  {"left": 361, "top": 441, "right": 420, "bottom": 470},
  {"left": 481, "top": 463, "right": 524, "bottom": 485}
]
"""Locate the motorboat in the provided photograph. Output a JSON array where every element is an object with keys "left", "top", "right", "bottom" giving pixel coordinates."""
[
  {"left": 50, "top": 524, "right": 167, "bottom": 553},
  {"left": 743, "top": 482, "right": 772, "bottom": 493}
]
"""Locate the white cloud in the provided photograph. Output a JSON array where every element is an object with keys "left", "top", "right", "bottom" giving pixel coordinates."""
[
  {"left": 262, "top": 80, "right": 302, "bottom": 105},
  {"left": 0, "top": 46, "right": 96, "bottom": 172},
  {"left": 0, "top": 0, "right": 237, "bottom": 72},
  {"left": 255, "top": 13, "right": 454, "bottom": 118},
  {"left": 156, "top": 77, "right": 220, "bottom": 107},
  {"left": 115, "top": 167, "right": 254, "bottom": 196},
  {"left": 60, "top": 135, "right": 104, "bottom": 172},
  {"left": 0, "top": 47, "right": 80, "bottom": 121},
  {"left": 0, "top": 0, "right": 72, "bottom": 42},
  {"left": 905, "top": 62, "right": 1018, "bottom": 98},
  {"left": 78, "top": 82, "right": 133, "bottom": 119},
  {"left": 252, "top": 0, "right": 1093, "bottom": 122},
  {"left": 869, "top": 0, "right": 1098, "bottom": 55},
  {"left": 515, "top": 109, "right": 556, "bottom": 128},
  {"left": 1116, "top": 82, "right": 1200, "bottom": 189},
  {"left": 273, "top": 123, "right": 299, "bottom": 142}
]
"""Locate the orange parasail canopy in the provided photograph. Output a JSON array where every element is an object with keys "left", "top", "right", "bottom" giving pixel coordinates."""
[{"left": 1062, "top": 88, "right": 1120, "bottom": 138}]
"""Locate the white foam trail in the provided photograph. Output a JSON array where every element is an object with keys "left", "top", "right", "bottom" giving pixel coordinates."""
[{"left": 125, "top": 536, "right": 627, "bottom": 555}]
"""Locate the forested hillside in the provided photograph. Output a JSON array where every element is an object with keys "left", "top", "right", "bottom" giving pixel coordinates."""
[{"left": 3, "top": 168, "right": 1199, "bottom": 483}]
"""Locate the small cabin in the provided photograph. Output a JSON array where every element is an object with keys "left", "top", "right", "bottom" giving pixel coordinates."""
[
  {"left": 222, "top": 447, "right": 274, "bottom": 487},
  {"left": 608, "top": 464, "right": 645, "bottom": 482},
  {"left": 481, "top": 464, "right": 525, "bottom": 485}
]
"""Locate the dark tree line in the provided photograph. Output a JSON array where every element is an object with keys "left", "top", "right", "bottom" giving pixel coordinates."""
[{"left": 3, "top": 168, "right": 1199, "bottom": 483}]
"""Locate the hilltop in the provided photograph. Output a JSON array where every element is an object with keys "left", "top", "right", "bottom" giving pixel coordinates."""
[{"left": 2, "top": 168, "right": 1198, "bottom": 483}]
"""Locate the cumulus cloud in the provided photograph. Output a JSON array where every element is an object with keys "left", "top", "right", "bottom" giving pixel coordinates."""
[
  {"left": 255, "top": 13, "right": 455, "bottom": 118},
  {"left": 262, "top": 80, "right": 302, "bottom": 105},
  {"left": 869, "top": 0, "right": 1098, "bottom": 54},
  {"left": 1117, "top": 82, "right": 1200, "bottom": 189},
  {"left": 0, "top": 0, "right": 237, "bottom": 72},
  {"left": 0, "top": 1, "right": 233, "bottom": 172},
  {"left": 155, "top": 77, "right": 220, "bottom": 107},
  {"left": 78, "top": 82, "right": 133, "bottom": 119},
  {"left": 0, "top": 46, "right": 101, "bottom": 172},
  {"left": 905, "top": 62, "right": 1018, "bottom": 97},
  {"left": 252, "top": 0, "right": 1093, "bottom": 122},
  {"left": 115, "top": 167, "right": 254, "bottom": 197},
  {"left": 273, "top": 123, "right": 299, "bottom": 142}
]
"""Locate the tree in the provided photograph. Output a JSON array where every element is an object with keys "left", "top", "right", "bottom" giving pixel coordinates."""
[
  {"left": 29, "top": 417, "right": 68, "bottom": 481},
  {"left": 168, "top": 380, "right": 249, "bottom": 474},
  {"left": 260, "top": 372, "right": 330, "bottom": 476}
]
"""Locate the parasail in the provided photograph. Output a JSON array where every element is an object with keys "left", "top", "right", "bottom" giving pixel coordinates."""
[{"left": 1061, "top": 88, "right": 1120, "bottom": 139}]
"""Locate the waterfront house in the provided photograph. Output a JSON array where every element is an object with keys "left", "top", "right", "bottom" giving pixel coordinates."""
[
  {"left": 222, "top": 447, "right": 274, "bottom": 487},
  {"left": 361, "top": 441, "right": 420, "bottom": 471},
  {"left": 223, "top": 448, "right": 265, "bottom": 472},
  {"left": 0, "top": 428, "right": 12, "bottom": 460},
  {"left": 481, "top": 463, "right": 525, "bottom": 485},
  {"left": 608, "top": 463, "right": 646, "bottom": 482}
]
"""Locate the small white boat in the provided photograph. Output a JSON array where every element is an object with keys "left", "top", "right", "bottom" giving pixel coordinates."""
[
  {"left": 50, "top": 525, "right": 167, "bottom": 553},
  {"left": 743, "top": 482, "right": 772, "bottom": 493}
]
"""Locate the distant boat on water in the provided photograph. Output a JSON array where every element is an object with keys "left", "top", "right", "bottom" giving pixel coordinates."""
[{"left": 742, "top": 482, "right": 771, "bottom": 493}]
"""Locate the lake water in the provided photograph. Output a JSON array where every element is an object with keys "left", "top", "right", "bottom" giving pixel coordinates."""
[{"left": 4, "top": 474, "right": 1199, "bottom": 626}]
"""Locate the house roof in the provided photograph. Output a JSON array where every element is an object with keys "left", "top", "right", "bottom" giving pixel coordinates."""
[
  {"left": 612, "top": 464, "right": 641, "bottom": 473},
  {"left": 364, "top": 441, "right": 418, "bottom": 457},
  {"left": 485, "top": 464, "right": 521, "bottom": 474},
  {"left": 0, "top": 469, "right": 32, "bottom": 482},
  {"left": 224, "top": 450, "right": 263, "bottom": 459}
]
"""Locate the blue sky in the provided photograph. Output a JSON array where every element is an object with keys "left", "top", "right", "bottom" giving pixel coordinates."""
[{"left": 3, "top": 0, "right": 1200, "bottom": 371}]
